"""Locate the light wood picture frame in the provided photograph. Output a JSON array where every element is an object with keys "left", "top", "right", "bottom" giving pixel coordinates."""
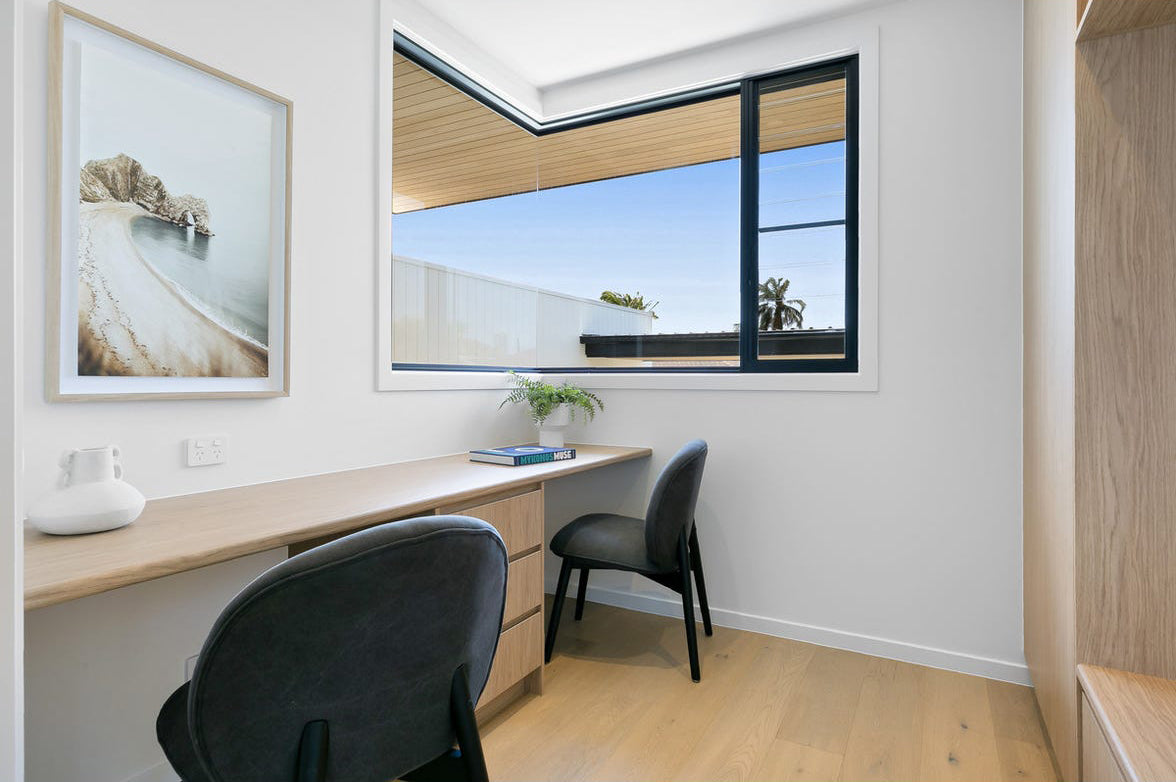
[{"left": 47, "top": 3, "right": 292, "bottom": 401}]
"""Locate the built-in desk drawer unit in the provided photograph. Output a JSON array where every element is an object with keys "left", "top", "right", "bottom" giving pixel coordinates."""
[
  {"left": 446, "top": 489, "right": 543, "bottom": 559},
  {"left": 503, "top": 551, "right": 543, "bottom": 628},
  {"left": 479, "top": 612, "right": 543, "bottom": 706},
  {"left": 440, "top": 487, "right": 545, "bottom": 716}
]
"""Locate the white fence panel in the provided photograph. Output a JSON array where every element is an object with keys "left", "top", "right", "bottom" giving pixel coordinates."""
[{"left": 392, "top": 256, "right": 651, "bottom": 367}]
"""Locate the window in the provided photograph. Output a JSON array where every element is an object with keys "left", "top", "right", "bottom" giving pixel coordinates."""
[{"left": 391, "top": 37, "right": 857, "bottom": 374}]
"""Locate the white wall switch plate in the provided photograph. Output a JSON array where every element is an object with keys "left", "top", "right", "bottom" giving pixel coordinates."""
[{"left": 186, "top": 435, "right": 227, "bottom": 467}]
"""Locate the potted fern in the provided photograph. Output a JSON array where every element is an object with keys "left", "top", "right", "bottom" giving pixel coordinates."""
[{"left": 500, "top": 371, "right": 604, "bottom": 448}]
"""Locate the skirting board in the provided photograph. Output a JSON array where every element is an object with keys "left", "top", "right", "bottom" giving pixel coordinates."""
[
  {"left": 123, "top": 762, "right": 177, "bottom": 782},
  {"left": 548, "top": 579, "right": 1032, "bottom": 686}
]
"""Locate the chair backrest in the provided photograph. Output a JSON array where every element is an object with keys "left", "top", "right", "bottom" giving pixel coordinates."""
[
  {"left": 644, "top": 439, "right": 709, "bottom": 570},
  {"left": 186, "top": 515, "right": 508, "bottom": 782}
]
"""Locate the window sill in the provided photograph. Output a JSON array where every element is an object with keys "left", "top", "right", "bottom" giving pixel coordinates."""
[{"left": 377, "top": 367, "right": 878, "bottom": 393}]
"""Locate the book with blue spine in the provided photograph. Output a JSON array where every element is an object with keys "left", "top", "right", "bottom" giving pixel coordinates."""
[{"left": 468, "top": 445, "right": 576, "bottom": 466}]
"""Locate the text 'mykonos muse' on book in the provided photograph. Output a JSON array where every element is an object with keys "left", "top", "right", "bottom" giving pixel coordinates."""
[{"left": 468, "top": 445, "right": 577, "bottom": 466}]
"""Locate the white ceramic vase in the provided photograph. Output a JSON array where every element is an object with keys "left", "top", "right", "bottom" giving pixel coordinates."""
[
  {"left": 27, "top": 445, "right": 145, "bottom": 535},
  {"left": 538, "top": 404, "right": 573, "bottom": 448}
]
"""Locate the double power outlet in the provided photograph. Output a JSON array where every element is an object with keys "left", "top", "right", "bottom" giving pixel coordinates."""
[{"left": 185, "top": 435, "right": 228, "bottom": 467}]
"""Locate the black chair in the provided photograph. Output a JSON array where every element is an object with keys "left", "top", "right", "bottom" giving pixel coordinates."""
[
  {"left": 155, "top": 515, "right": 508, "bottom": 782},
  {"left": 546, "top": 439, "right": 712, "bottom": 681}
]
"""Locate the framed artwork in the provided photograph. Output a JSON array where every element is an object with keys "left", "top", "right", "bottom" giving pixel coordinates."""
[{"left": 47, "top": 3, "right": 291, "bottom": 400}]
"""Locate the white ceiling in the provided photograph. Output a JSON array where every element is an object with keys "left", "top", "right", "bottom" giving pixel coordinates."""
[{"left": 417, "top": 0, "right": 890, "bottom": 89}]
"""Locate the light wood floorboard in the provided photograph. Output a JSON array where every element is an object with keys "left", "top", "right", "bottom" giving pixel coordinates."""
[
  {"left": 839, "top": 658, "right": 927, "bottom": 781},
  {"left": 480, "top": 601, "right": 1056, "bottom": 782}
]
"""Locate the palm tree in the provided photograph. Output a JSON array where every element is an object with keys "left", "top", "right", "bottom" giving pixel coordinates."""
[
  {"left": 757, "top": 277, "right": 806, "bottom": 330},
  {"left": 600, "top": 290, "right": 659, "bottom": 319}
]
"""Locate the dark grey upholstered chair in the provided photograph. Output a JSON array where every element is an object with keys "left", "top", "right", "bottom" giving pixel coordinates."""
[
  {"left": 155, "top": 515, "right": 508, "bottom": 782},
  {"left": 546, "top": 439, "right": 712, "bottom": 681}
]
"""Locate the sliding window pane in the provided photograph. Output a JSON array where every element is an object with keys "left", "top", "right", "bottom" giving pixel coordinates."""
[{"left": 756, "top": 71, "right": 848, "bottom": 361}]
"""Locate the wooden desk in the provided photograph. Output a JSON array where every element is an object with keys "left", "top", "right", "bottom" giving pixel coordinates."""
[
  {"left": 24, "top": 443, "right": 651, "bottom": 713},
  {"left": 1078, "top": 664, "right": 1176, "bottom": 782}
]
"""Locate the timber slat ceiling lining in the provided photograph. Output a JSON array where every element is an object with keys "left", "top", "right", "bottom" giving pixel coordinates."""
[{"left": 392, "top": 53, "right": 846, "bottom": 213}]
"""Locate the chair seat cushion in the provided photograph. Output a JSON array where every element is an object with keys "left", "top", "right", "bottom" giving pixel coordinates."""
[
  {"left": 157, "top": 681, "right": 212, "bottom": 782},
  {"left": 550, "top": 513, "right": 664, "bottom": 573}
]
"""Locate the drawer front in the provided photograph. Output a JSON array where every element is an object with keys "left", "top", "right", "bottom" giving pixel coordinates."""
[
  {"left": 503, "top": 551, "right": 543, "bottom": 628},
  {"left": 479, "top": 612, "right": 543, "bottom": 706},
  {"left": 1082, "top": 694, "right": 1127, "bottom": 782},
  {"left": 453, "top": 490, "right": 543, "bottom": 559}
]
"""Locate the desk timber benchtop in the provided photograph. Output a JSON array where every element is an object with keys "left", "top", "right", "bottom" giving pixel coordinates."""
[{"left": 24, "top": 444, "right": 651, "bottom": 611}]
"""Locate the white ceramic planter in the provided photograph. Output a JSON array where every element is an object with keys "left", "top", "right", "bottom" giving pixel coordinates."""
[
  {"left": 538, "top": 404, "right": 573, "bottom": 448},
  {"left": 27, "top": 445, "right": 146, "bottom": 535}
]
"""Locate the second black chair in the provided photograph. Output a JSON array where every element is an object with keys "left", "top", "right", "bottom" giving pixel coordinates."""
[{"left": 546, "top": 439, "right": 712, "bottom": 681}]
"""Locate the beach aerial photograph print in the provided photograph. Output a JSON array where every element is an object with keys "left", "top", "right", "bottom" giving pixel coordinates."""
[
  {"left": 51, "top": 11, "right": 290, "bottom": 398},
  {"left": 77, "top": 152, "right": 269, "bottom": 378}
]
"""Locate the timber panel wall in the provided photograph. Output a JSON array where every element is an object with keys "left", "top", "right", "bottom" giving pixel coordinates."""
[{"left": 1075, "top": 23, "right": 1176, "bottom": 681}]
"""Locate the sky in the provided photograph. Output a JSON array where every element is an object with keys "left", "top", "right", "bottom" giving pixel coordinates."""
[{"left": 391, "top": 141, "right": 847, "bottom": 335}]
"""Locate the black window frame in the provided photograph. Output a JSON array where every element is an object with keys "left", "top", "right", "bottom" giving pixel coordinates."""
[{"left": 392, "top": 34, "right": 859, "bottom": 375}]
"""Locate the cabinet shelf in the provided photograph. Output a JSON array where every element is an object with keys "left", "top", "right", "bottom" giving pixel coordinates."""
[{"left": 1077, "top": 0, "right": 1176, "bottom": 42}]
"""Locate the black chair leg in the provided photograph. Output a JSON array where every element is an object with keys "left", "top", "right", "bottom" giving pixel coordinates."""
[
  {"left": 402, "top": 666, "right": 488, "bottom": 782},
  {"left": 689, "top": 526, "right": 713, "bottom": 637},
  {"left": 574, "top": 568, "right": 589, "bottom": 620},
  {"left": 451, "top": 665, "right": 489, "bottom": 782},
  {"left": 678, "top": 533, "right": 701, "bottom": 682},
  {"left": 295, "top": 720, "right": 328, "bottom": 782},
  {"left": 546, "top": 559, "right": 573, "bottom": 663}
]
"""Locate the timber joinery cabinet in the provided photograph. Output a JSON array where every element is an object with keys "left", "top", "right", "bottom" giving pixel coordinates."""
[{"left": 1026, "top": 2, "right": 1176, "bottom": 780}]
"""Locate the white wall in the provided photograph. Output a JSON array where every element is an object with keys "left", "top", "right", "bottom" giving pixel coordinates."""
[
  {"left": 18, "top": 0, "right": 1024, "bottom": 779},
  {"left": 543, "top": 0, "right": 1026, "bottom": 682},
  {"left": 1, "top": 0, "right": 24, "bottom": 777}
]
